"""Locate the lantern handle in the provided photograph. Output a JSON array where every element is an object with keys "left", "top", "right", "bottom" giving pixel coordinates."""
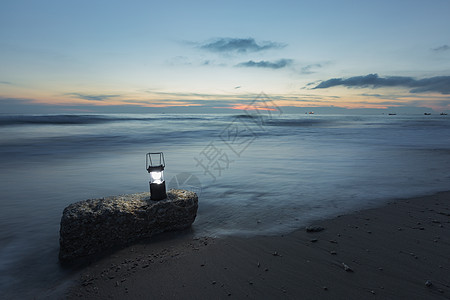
[{"left": 146, "top": 152, "right": 165, "bottom": 172}]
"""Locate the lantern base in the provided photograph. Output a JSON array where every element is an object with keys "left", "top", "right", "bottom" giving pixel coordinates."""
[{"left": 150, "top": 181, "right": 167, "bottom": 200}]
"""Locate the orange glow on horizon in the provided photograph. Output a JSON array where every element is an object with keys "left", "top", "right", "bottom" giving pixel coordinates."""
[
  {"left": 228, "top": 104, "right": 277, "bottom": 111},
  {"left": 1, "top": 88, "right": 447, "bottom": 111}
]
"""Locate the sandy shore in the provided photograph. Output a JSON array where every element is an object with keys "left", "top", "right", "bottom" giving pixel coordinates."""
[{"left": 65, "top": 192, "right": 450, "bottom": 299}]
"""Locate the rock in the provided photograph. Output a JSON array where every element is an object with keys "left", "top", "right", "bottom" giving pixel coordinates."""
[
  {"left": 342, "top": 262, "right": 353, "bottom": 272},
  {"left": 59, "top": 189, "right": 198, "bottom": 261},
  {"left": 306, "top": 225, "right": 325, "bottom": 233},
  {"left": 425, "top": 280, "right": 433, "bottom": 287}
]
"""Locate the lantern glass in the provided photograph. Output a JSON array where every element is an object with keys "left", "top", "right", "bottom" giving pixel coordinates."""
[{"left": 150, "top": 170, "right": 163, "bottom": 184}]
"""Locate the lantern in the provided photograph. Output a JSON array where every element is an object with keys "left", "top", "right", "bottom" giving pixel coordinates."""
[{"left": 146, "top": 152, "right": 167, "bottom": 200}]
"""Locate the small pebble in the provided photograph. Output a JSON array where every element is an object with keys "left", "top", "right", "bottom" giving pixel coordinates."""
[
  {"left": 306, "top": 225, "right": 325, "bottom": 232},
  {"left": 342, "top": 262, "right": 353, "bottom": 272},
  {"left": 425, "top": 280, "right": 433, "bottom": 287},
  {"left": 310, "top": 239, "right": 318, "bottom": 243}
]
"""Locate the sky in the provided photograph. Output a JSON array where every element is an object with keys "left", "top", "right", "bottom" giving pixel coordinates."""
[{"left": 1, "top": 0, "right": 450, "bottom": 114}]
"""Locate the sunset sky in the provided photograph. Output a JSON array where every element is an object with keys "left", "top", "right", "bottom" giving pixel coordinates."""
[{"left": 1, "top": 0, "right": 450, "bottom": 114}]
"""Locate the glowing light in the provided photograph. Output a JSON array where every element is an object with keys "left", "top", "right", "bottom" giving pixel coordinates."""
[{"left": 150, "top": 171, "right": 163, "bottom": 184}]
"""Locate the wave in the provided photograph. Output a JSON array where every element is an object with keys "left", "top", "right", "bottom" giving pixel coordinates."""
[
  {"left": 0, "top": 114, "right": 112, "bottom": 126},
  {"left": 0, "top": 114, "right": 208, "bottom": 126},
  {"left": 266, "top": 118, "right": 331, "bottom": 127}
]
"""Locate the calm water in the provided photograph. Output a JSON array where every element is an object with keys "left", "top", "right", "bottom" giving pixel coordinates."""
[{"left": 1, "top": 113, "right": 450, "bottom": 298}]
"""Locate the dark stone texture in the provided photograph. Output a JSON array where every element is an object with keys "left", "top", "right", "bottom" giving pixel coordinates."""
[{"left": 59, "top": 189, "right": 198, "bottom": 261}]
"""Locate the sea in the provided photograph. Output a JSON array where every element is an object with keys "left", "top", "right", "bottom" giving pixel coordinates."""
[{"left": 1, "top": 112, "right": 449, "bottom": 298}]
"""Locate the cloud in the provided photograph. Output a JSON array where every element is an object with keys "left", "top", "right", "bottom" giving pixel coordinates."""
[
  {"left": 236, "top": 59, "right": 293, "bottom": 69},
  {"left": 0, "top": 81, "right": 13, "bottom": 85},
  {"left": 200, "top": 38, "right": 285, "bottom": 53},
  {"left": 432, "top": 45, "right": 450, "bottom": 52},
  {"left": 166, "top": 56, "right": 192, "bottom": 66},
  {"left": 360, "top": 93, "right": 383, "bottom": 98},
  {"left": 65, "top": 93, "right": 121, "bottom": 101},
  {"left": 301, "top": 63, "right": 322, "bottom": 74},
  {"left": 312, "top": 74, "right": 450, "bottom": 94}
]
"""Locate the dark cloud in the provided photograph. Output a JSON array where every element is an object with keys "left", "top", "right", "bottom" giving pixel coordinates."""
[
  {"left": 360, "top": 93, "right": 383, "bottom": 97},
  {"left": 432, "top": 45, "right": 450, "bottom": 52},
  {"left": 312, "top": 74, "right": 450, "bottom": 94},
  {"left": 236, "top": 59, "right": 293, "bottom": 69},
  {"left": 65, "top": 93, "right": 121, "bottom": 101},
  {"left": 0, "top": 81, "right": 13, "bottom": 85},
  {"left": 200, "top": 38, "right": 285, "bottom": 53}
]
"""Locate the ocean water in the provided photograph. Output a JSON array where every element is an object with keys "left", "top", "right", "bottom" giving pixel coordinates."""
[{"left": 1, "top": 113, "right": 450, "bottom": 298}]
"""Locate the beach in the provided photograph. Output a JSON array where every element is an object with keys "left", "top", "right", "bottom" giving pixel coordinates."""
[
  {"left": 1, "top": 113, "right": 450, "bottom": 298},
  {"left": 66, "top": 191, "right": 450, "bottom": 299}
]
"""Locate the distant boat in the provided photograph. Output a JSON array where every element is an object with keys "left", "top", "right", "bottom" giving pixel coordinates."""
[
  {"left": 424, "top": 113, "right": 431, "bottom": 115},
  {"left": 441, "top": 112, "right": 448, "bottom": 115},
  {"left": 308, "top": 112, "right": 314, "bottom": 114},
  {"left": 388, "top": 113, "right": 396, "bottom": 115}
]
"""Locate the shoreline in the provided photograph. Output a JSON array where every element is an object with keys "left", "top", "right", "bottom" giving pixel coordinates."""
[{"left": 65, "top": 191, "right": 450, "bottom": 299}]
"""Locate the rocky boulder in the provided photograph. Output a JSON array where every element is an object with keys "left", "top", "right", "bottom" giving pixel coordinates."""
[{"left": 59, "top": 189, "right": 198, "bottom": 262}]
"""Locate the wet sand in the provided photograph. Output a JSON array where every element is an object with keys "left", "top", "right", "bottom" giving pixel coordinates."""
[{"left": 65, "top": 191, "right": 450, "bottom": 299}]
